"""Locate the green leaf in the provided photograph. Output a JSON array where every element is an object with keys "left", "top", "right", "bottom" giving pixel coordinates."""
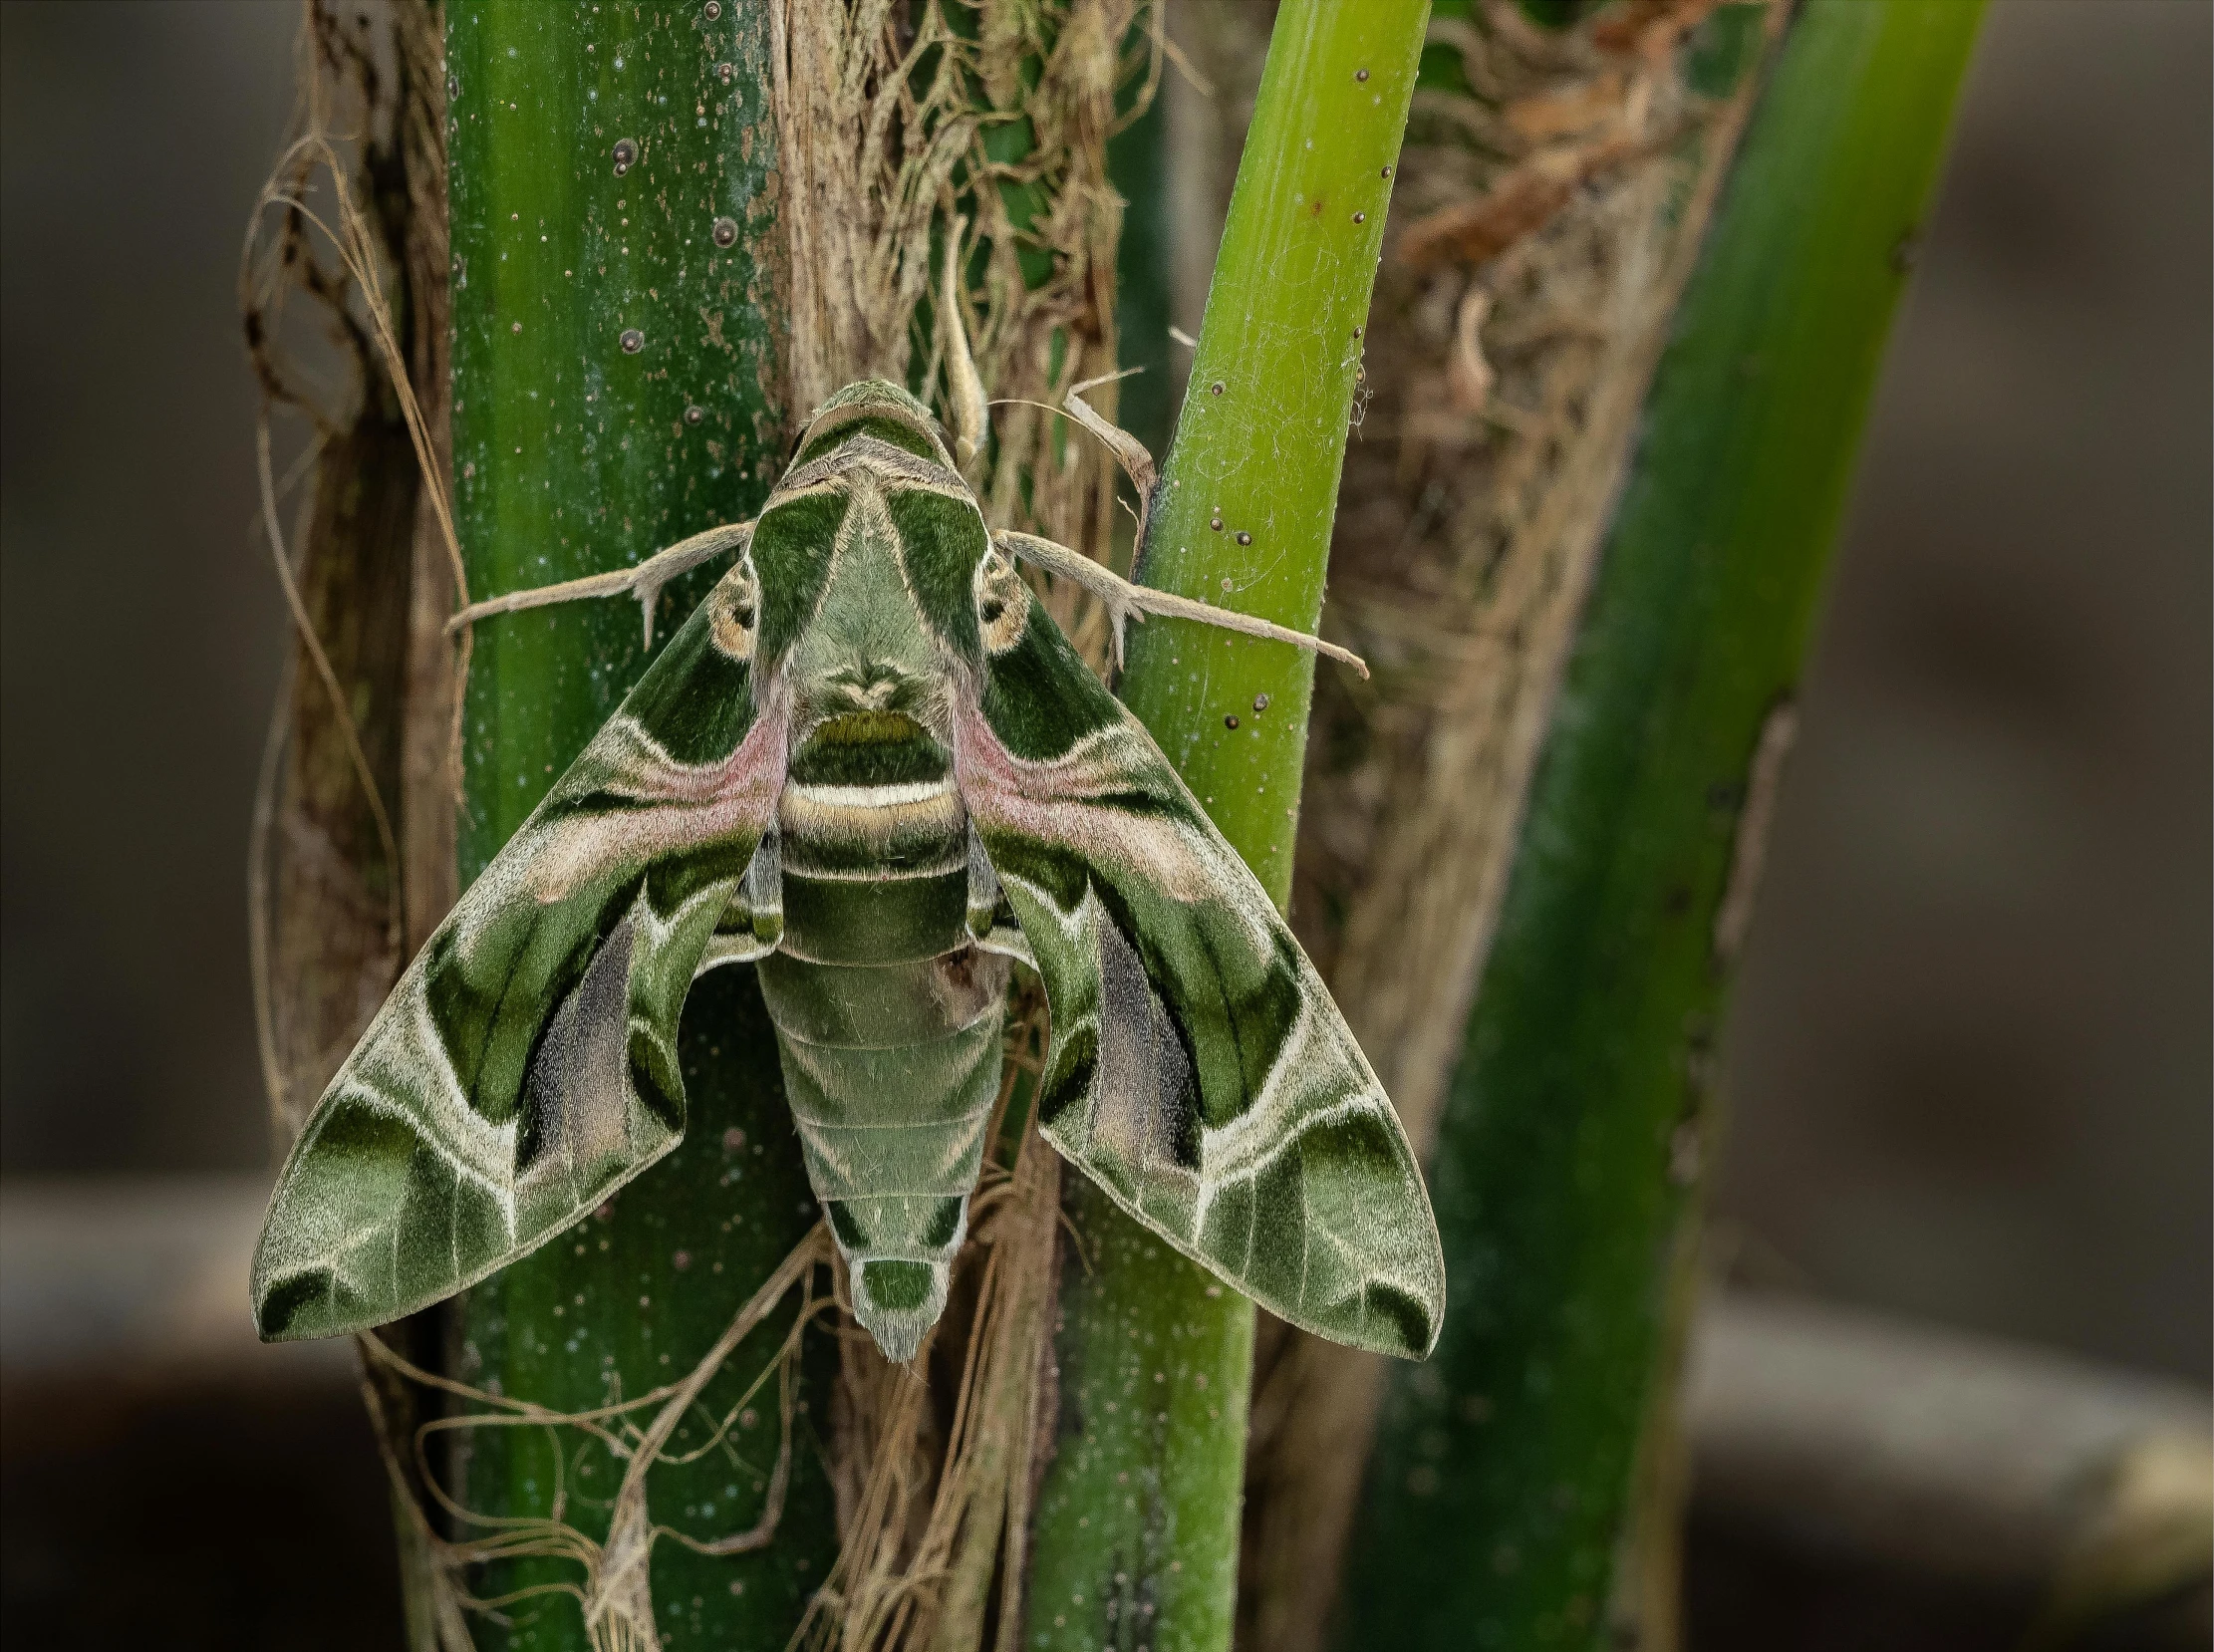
[{"left": 1335, "top": 2, "right": 1987, "bottom": 1645}]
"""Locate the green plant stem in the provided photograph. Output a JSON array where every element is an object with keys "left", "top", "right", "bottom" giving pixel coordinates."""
[
  {"left": 1023, "top": 5, "right": 1431, "bottom": 1648},
  {"left": 444, "top": 6, "right": 834, "bottom": 1645},
  {"left": 1335, "top": 3, "right": 1987, "bottom": 1647}
]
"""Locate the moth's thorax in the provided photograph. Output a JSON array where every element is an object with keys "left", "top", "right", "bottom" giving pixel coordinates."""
[{"left": 775, "top": 707, "right": 970, "bottom": 967}]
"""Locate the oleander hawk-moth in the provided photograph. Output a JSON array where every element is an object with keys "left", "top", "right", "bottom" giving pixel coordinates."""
[{"left": 252, "top": 381, "right": 1445, "bottom": 1364}]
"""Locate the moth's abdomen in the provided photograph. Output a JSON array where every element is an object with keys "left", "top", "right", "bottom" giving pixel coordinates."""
[
  {"left": 765, "top": 712, "right": 1006, "bottom": 1361},
  {"left": 756, "top": 948, "right": 1005, "bottom": 1361}
]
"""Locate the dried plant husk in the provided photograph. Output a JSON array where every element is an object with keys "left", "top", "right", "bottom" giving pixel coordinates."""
[
  {"left": 244, "top": 0, "right": 455, "bottom": 1155},
  {"left": 242, "top": 2, "right": 465, "bottom": 1645}
]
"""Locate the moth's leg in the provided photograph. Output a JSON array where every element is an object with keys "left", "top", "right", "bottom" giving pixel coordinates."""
[
  {"left": 1035, "top": 371, "right": 1366, "bottom": 676},
  {"left": 967, "top": 823, "right": 1034, "bottom": 969},
  {"left": 994, "top": 529, "right": 1369, "bottom": 679},
  {"left": 696, "top": 827, "right": 783, "bottom": 974},
  {"left": 966, "top": 822, "right": 1001, "bottom": 940},
  {"left": 447, "top": 520, "right": 755, "bottom": 648}
]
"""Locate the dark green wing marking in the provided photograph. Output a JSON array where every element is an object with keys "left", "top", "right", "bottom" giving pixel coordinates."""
[
  {"left": 954, "top": 585, "right": 1445, "bottom": 1359},
  {"left": 252, "top": 565, "right": 786, "bottom": 1341}
]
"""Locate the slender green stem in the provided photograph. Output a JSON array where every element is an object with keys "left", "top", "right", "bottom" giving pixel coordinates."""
[
  {"left": 444, "top": 6, "right": 834, "bottom": 1645},
  {"left": 1025, "top": 5, "right": 1431, "bottom": 1648},
  {"left": 1336, "top": 4, "right": 1986, "bottom": 1646}
]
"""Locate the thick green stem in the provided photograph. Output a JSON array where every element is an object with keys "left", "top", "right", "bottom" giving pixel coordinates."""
[
  {"left": 1024, "top": 5, "right": 1430, "bottom": 1647},
  {"left": 444, "top": 6, "right": 834, "bottom": 1645},
  {"left": 1335, "top": 3, "right": 1986, "bottom": 1646}
]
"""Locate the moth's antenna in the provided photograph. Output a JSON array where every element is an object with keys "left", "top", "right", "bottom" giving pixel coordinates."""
[
  {"left": 447, "top": 520, "right": 755, "bottom": 648},
  {"left": 996, "top": 529, "right": 1368, "bottom": 679}
]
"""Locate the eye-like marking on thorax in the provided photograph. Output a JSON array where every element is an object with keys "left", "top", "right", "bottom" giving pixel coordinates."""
[
  {"left": 974, "top": 546, "right": 1031, "bottom": 656},
  {"left": 709, "top": 556, "right": 761, "bottom": 662}
]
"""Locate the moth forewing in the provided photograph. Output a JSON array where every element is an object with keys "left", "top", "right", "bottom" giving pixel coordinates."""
[
  {"left": 251, "top": 567, "right": 783, "bottom": 1340},
  {"left": 253, "top": 378, "right": 1441, "bottom": 1367}
]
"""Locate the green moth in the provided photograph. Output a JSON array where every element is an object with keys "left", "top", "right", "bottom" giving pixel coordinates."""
[{"left": 252, "top": 381, "right": 1444, "bottom": 1364}]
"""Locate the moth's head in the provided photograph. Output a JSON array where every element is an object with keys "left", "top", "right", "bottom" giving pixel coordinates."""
[{"left": 789, "top": 380, "right": 957, "bottom": 473}]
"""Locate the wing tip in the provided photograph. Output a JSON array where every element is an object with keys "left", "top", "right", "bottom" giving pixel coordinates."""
[
  {"left": 250, "top": 1266, "right": 345, "bottom": 1343},
  {"left": 1337, "top": 1277, "right": 1444, "bottom": 1361}
]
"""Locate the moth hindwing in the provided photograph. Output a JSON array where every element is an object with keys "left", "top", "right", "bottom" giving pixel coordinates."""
[{"left": 253, "top": 379, "right": 1444, "bottom": 1364}]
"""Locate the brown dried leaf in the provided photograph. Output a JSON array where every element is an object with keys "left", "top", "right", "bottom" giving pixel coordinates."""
[
  {"left": 1505, "top": 71, "right": 1628, "bottom": 141},
  {"left": 1395, "top": 135, "right": 1644, "bottom": 272}
]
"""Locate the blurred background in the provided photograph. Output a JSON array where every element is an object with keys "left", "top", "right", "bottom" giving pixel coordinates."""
[{"left": 1, "top": 2, "right": 2205, "bottom": 1648}]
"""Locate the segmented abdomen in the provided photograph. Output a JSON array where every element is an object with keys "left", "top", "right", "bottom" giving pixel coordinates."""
[{"left": 764, "top": 725, "right": 1006, "bottom": 1361}]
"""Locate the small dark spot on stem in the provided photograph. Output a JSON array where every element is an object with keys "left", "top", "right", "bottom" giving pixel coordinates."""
[
  {"left": 1225, "top": 714, "right": 1240, "bottom": 729},
  {"left": 685, "top": 405, "right": 705, "bottom": 425},
  {"left": 1252, "top": 693, "right": 1269, "bottom": 712},
  {"left": 703, "top": 0, "right": 721, "bottom": 18},
  {"left": 612, "top": 138, "right": 638, "bottom": 173},
  {"left": 1353, "top": 326, "right": 1363, "bottom": 339},
  {"left": 1352, "top": 210, "right": 1366, "bottom": 224},
  {"left": 1381, "top": 164, "right": 1393, "bottom": 178},
  {"left": 1236, "top": 531, "right": 1251, "bottom": 546},
  {"left": 620, "top": 328, "right": 646, "bottom": 354},
  {"left": 1355, "top": 67, "right": 1370, "bottom": 82},
  {"left": 445, "top": 73, "right": 459, "bottom": 102},
  {"left": 711, "top": 215, "right": 739, "bottom": 247},
  {"left": 1210, "top": 516, "right": 1224, "bottom": 531},
  {"left": 717, "top": 62, "right": 734, "bottom": 85},
  {"left": 1210, "top": 381, "right": 1225, "bottom": 396}
]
